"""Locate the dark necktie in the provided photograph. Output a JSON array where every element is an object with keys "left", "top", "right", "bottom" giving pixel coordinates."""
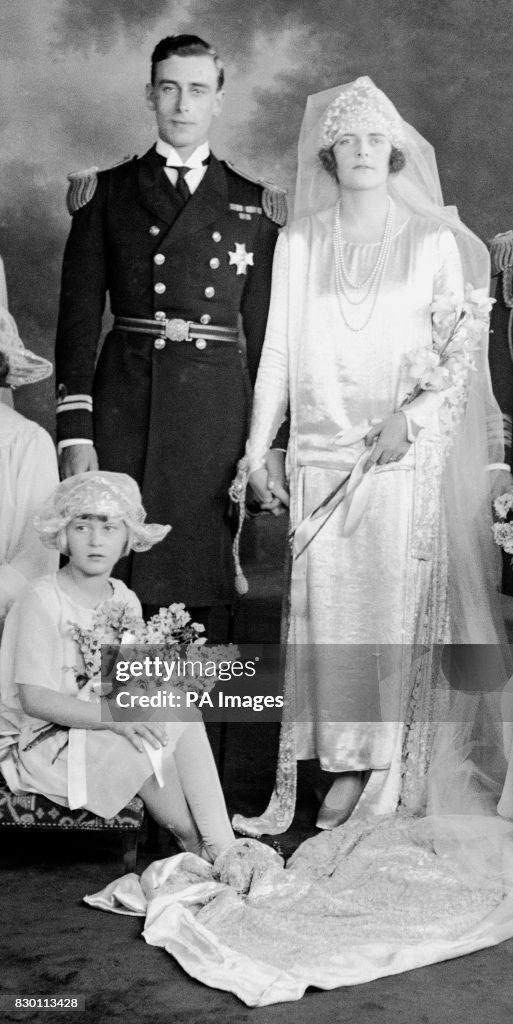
[{"left": 168, "top": 165, "right": 190, "bottom": 204}]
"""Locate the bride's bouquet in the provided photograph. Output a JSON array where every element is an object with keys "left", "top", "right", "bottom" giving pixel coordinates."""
[{"left": 403, "top": 285, "right": 493, "bottom": 405}]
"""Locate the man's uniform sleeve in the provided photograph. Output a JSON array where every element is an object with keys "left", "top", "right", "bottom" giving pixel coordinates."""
[
  {"left": 489, "top": 229, "right": 513, "bottom": 464},
  {"left": 55, "top": 170, "right": 107, "bottom": 446}
]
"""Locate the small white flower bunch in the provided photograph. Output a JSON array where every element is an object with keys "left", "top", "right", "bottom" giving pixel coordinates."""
[
  {"left": 404, "top": 285, "right": 493, "bottom": 404},
  {"left": 493, "top": 490, "right": 513, "bottom": 556},
  {"left": 118, "top": 605, "right": 238, "bottom": 696},
  {"left": 122, "top": 603, "right": 207, "bottom": 649}
]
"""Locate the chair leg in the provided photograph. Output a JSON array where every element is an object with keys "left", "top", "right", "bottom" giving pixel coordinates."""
[{"left": 121, "top": 830, "right": 139, "bottom": 874}]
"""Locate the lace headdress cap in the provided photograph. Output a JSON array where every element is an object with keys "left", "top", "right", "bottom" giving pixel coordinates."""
[
  {"left": 321, "top": 76, "right": 405, "bottom": 150},
  {"left": 0, "top": 305, "right": 52, "bottom": 388},
  {"left": 34, "top": 471, "right": 171, "bottom": 552}
]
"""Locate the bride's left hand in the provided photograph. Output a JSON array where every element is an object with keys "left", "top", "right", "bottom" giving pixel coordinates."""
[{"left": 363, "top": 412, "right": 412, "bottom": 472}]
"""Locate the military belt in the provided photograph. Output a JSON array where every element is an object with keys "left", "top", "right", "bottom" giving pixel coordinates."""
[{"left": 114, "top": 316, "right": 239, "bottom": 344}]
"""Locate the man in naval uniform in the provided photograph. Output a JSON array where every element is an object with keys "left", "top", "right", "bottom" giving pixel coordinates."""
[{"left": 55, "top": 34, "right": 287, "bottom": 626}]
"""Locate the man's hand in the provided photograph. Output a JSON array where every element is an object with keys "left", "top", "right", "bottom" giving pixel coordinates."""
[
  {"left": 489, "top": 467, "right": 513, "bottom": 505},
  {"left": 59, "top": 443, "right": 99, "bottom": 479},
  {"left": 248, "top": 467, "right": 280, "bottom": 514},
  {"left": 265, "top": 449, "right": 289, "bottom": 512},
  {"left": 363, "top": 413, "right": 411, "bottom": 472},
  {"left": 248, "top": 450, "right": 289, "bottom": 517}
]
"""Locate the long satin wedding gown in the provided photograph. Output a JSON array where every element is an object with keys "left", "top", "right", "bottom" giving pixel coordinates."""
[{"left": 237, "top": 204, "right": 473, "bottom": 832}]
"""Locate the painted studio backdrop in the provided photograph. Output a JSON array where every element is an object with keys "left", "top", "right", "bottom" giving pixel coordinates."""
[{"left": 1, "top": 0, "right": 511, "bottom": 434}]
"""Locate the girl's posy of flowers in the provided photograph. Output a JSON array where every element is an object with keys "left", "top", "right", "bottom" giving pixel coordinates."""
[
  {"left": 68, "top": 602, "right": 143, "bottom": 687},
  {"left": 117, "top": 606, "right": 237, "bottom": 696},
  {"left": 22, "top": 603, "right": 237, "bottom": 756}
]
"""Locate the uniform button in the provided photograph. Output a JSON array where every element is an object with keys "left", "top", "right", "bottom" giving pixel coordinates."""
[
  {"left": 200, "top": 314, "right": 212, "bottom": 325},
  {"left": 209, "top": 257, "right": 220, "bottom": 270},
  {"left": 150, "top": 226, "right": 160, "bottom": 236},
  {"left": 154, "top": 282, "right": 166, "bottom": 294},
  {"left": 212, "top": 231, "right": 222, "bottom": 242},
  {"left": 154, "top": 338, "right": 166, "bottom": 350},
  {"left": 195, "top": 338, "right": 207, "bottom": 350},
  {"left": 154, "top": 311, "right": 166, "bottom": 321},
  {"left": 204, "top": 286, "right": 215, "bottom": 299},
  {"left": 154, "top": 253, "right": 166, "bottom": 265}
]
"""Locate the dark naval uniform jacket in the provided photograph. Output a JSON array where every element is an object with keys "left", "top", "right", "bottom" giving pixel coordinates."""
[
  {"left": 489, "top": 228, "right": 513, "bottom": 594},
  {"left": 55, "top": 145, "right": 287, "bottom": 606}
]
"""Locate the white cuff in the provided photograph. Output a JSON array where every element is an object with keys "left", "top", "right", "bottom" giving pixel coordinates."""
[
  {"left": 486, "top": 462, "right": 511, "bottom": 473},
  {"left": 57, "top": 438, "right": 94, "bottom": 455}
]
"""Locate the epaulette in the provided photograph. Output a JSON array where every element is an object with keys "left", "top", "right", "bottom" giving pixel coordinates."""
[
  {"left": 65, "top": 156, "right": 133, "bottom": 215},
  {"left": 66, "top": 167, "right": 99, "bottom": 214},
  {"left": 488, "top": 229, "right": 513, "bottom": 276},
  {"left": 488, "top": 229, "right": 513, "bottom": 307},
  {"left": 262, "top": 185, "right": 288, "bottom": 227},
  {"left": 225, "top": 160, "right": 288, "bottom": 226}
]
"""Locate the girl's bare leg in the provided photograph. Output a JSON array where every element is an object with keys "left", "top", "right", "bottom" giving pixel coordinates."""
[{"left": 139, "top": 724, "right": 234, "bottom": 862}]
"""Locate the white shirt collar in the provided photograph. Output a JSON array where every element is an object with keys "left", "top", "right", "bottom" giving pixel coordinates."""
[{"left": 155, "top": 139, "right": 210, "bottom": 168}]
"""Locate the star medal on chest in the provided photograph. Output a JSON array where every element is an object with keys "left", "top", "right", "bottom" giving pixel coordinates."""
[{"left": 228, "top": 242, "right": 254, "bottom": 275}]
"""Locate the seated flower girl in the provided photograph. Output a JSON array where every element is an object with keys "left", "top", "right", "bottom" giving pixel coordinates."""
[{"left": 0, "top": 471, "right": 234, "bottom": 863}]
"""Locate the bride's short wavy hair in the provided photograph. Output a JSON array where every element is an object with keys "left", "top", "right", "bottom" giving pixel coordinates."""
[{"left": 319, "top": 146, "right": 406, "bottom": 179}]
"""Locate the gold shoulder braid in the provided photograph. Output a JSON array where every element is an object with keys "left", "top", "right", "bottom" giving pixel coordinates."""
[
  {"left": 66, "top": 167, "right": 99, "bottom": 214},
  {"left": 225, "top": 160, "right": 288, "bottom": 226},
  {"left": 65, "top": 156, "right": 133, "bottom": 215},
  {"left": 262, "top": 186, "right": 288, "bottom": 227}
]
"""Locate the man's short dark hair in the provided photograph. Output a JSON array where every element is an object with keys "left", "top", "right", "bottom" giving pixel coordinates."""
[{"left": 151, "top": 34, "right": 224, "bottom": 90}]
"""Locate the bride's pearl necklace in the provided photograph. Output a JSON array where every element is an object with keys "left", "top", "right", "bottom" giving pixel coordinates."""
[{"left": 333, "top": 197, "right": 394, "bottom": 332}]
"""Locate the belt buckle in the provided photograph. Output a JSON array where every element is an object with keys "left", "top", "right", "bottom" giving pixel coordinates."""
[{"left": 165, "top": 318, "right": 190, "bottom": 342}]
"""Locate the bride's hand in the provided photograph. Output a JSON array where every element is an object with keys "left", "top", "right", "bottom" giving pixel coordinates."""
[
  {"left": 265, "top": 449, "right": 290, "bottom": 513},
  {"left": 363, "top": 412, "right": 411, "bottom": 472},
  {"left": 249, "top": 461, "right": 288, "bottom": 516}
]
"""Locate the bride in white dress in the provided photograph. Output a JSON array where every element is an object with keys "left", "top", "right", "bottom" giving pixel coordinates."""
[
  {"left": 235, "top": 75, "right": 511, "bottom": 834},
  {"left": 87, "top": 78, "right": 513, "bottom": 1005}
]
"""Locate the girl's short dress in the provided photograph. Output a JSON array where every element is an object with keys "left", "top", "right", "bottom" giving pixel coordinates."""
[{"left": 0, "top": 573, "right": 191, "bottom": 817}]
